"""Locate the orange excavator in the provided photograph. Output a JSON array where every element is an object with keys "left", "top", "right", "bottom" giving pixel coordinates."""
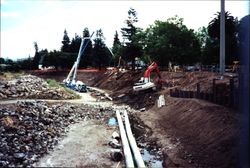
[{"left": 133, "top": 62, "right": 163, "bottom": 91}]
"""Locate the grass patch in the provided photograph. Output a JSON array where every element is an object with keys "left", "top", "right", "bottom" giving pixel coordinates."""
[
  {"left": 46, "top": 79, "right": 61, "bottom": 88},
  {"left": 0, "top": 72, "right": 25, "bottom": 80},
  {"left": 46, "top": 78, "right": 81, "bottom": 99}
]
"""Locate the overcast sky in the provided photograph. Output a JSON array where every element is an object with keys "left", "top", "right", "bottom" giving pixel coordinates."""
[{"left": 1, "top": 0, "right": 249, "bottom": 60}]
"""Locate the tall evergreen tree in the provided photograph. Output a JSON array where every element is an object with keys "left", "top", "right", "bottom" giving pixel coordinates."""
[
  {"left": 92, "top": 29, "right": 111, "bottom": 69},
  {"left": 32, "top": 41, "right": 40, "bottom": 69},
  {"left": 70, "top": 33, "right": 82, "bottom": 53},
  {"left": 34, "top": 42, "right": 39, "bottom": 53},
  {"left": 121, "top": 8, "right": 142, "bottom": 70},
  {"left": 61, "top": 29, "right": 71, "bottom": 52},
  {"left": 112, "top": 30, "right": 122, "bottom": 66}
]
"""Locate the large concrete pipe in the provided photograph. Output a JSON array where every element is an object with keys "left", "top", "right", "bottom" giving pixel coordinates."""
[
  {"left": 116, "top": 110, "right": 134, "bottom": 168},
  {"left": 123, "top": 111, "right": 146, "bottom": 168}
]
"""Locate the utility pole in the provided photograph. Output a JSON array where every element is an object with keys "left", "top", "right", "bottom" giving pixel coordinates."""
[{"left": 220, "top": 0, "right": 225, "bottom": 74}]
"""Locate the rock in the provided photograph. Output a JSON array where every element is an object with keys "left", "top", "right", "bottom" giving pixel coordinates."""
[
  {"left": 140, "top": 108, "right": 146, "bottom": 112},
  {"left": 0, "top": 75, "right": 76, "bottom": 100},
  {"left": 108, "top": 139, "right": 121, "bottom": 149},
  {"left": 112, "top": 131, "right": 120, "bottom": 140},
  {"left": 0, "top": 100, "right": 118, "bottom": 167},
  {"left": 13, "top": 153, "right": 26, "bottom": 160}
]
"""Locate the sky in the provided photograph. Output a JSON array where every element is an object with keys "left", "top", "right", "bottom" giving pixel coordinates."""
[{"left": 1, "top": 0, "right": 249, "bottom": 60}]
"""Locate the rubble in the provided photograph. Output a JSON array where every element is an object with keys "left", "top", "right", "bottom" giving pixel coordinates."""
[
  {"left": 0, "top": 101, "right": 115, "bottom": 167},
  {"left": 0, "top": 75, "right": 77, "bottom": 100}
]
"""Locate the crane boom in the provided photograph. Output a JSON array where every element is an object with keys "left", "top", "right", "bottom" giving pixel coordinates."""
[
  {"left": 73, "top": 32, "right": 94, "bottom": 82},
  {"left": 63, "top": 32, "right": 94, "bottom": 92}
]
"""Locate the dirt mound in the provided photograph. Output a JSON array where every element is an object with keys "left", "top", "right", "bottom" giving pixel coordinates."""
[
  {"left": 137, "top": 97, "right": 239, "bottom": 168},
  {"left": 0, "top": 75, "right": 77, "bottom": 100},
  {"left": 161, "top": 71, "right": 225, "bottom": 92},
  {"left": 91, "top": 70, "right": 161, "bottom": 109},
  {"left": 32, "top": 69, "right": 233, "bottom": 109},
  {"left": 93, "top": 70, "right": 236, "bottom": 110}
]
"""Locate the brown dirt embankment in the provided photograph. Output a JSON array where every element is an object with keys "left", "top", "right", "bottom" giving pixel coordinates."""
[
  {"left": 137, "top": 97, "right": 239, "bottom": 168},
  {"left": 32, "top": 69, "right": 240, "bottom": 167}
]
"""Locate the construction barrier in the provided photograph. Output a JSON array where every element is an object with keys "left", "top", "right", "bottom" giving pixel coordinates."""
[{"left": 170, "top": 77, "right": 239, "bottom": 109}]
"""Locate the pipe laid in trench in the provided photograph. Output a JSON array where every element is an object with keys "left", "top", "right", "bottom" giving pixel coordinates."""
[
  {"left": 123, "top": 111, "right": 146, "bottom": 168},
  {"left": 116, "top": 110, "right": 134, "bottom": 168}
]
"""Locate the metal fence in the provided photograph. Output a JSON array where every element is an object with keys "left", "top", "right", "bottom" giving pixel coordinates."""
[{"left": 170, "top": 76, "right": 239, "bottom": 109}]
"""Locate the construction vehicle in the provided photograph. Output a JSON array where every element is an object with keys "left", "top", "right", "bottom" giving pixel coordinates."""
[
  {"left": 133, "top": 62, "right": 163, "bottom": 91},
  {"left": 63, "top": 32, "right": 94, "bottom": 92}
]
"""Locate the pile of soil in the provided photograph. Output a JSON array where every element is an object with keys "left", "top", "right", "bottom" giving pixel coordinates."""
[
  {"left": 161, "top": 71, "right": 232, "bottom": 93},
  {"left": 33, "top": 69, "right": 234, "bottom": 109},
  {"left": 91, "top": 70, "right": 160, "bottom": 110},
  {"left": 137, "top": 97, "right": 240, "bottom": 168}
]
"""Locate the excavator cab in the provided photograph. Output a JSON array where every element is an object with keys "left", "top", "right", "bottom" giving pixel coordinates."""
[{"left": 133, "top": 62, "right": 162, "bottom": 91}]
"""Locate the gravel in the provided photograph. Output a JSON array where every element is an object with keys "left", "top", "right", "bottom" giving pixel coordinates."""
[
  {"left": 0, "top": 101, "right": 115, "bottom": 167},
  {"left": 0, "top": 75, "right": 76, "bottom": 100}
]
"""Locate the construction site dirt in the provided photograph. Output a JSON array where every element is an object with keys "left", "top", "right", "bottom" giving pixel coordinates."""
[
  {"left": 1, "top": 69, "right": 240, "bottom": 167},
  {"left": 31, "top": 69, "right": 240, "bottom": 167}
]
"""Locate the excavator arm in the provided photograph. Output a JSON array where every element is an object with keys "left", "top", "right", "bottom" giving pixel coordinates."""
[
  {"left": 143, "top": 62, "right": 161, "bottom": 79},
  {"left": 133, "top": 62, "right": 162, "bottom": 91}
]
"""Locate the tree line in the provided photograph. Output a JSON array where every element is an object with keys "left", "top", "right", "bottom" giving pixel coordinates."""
[{"left": 1, "top": 8, "right": 241, "bottom": 71}]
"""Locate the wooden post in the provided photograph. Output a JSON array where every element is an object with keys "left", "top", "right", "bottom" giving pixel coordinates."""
[
  {"left": 229, "top": 78, "right": 234, "bottom": 107},
  {"left": 190, "top": 91, "right": 194, "bottom": 98},
  {"left": 175, "top": 88, "right": 179, "bottom": 97},
  {"left": 180, "top": 90, "right": 183, "bottom": 98},
  {"left": 213, "top": 79, "right": 217, "bottom": 103},
  {"left": 187, "top": 91, "right": 191, "bottom": 98},
  {"left": 197, "top": 83, "right": 200, "bottom": 99}
]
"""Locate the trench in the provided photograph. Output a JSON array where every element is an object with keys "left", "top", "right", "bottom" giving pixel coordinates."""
[
  {"left": 129, "top": 114, "right": 164, "bottom": 168},
  {"left": 1, "top": 90, "right": 165, "bottom": 167}
]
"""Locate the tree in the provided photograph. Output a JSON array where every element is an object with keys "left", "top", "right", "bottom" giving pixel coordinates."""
[
  {"left": 196, "top": 27, "right": 211, "bottom": 64},
  {"left": 92, "top": 29, "right": 112, "bottom": 69},
  {"left": 34, "top": 42, "right": 39, "bottom": 53},
  {"left": 16, "top": 56, "right": 32, "bottom": 70},
  {"left": 121, "top": 8, "right": 143, "bottom": 70},
  {"left": 111, "top": 30, "right": 122, "bottom": 66},
  {"left": 70, "top": 33, "right": 82, "bottom": 53},
  {"left": 0, "top": 57, "right": 5, "bottom": 64},
  {"left": 61, "top": 29, "right": 71, "bottom": 52},
  {"left": 32, "top": 41, "right": 40, "bottom": 69},
  {"left": 43, "top": 51, "right": 76, "bottom": 69},
  {"left": 143, "top": 16, "right": 201, "bottom": 66},
  {"left": 206, "top": 12, "right": 239, "bottom": 65}
]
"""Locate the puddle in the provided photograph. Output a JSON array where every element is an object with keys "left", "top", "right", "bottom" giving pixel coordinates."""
[{"left": 141, "top": 148, "right": 163, "bottom": 168}]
